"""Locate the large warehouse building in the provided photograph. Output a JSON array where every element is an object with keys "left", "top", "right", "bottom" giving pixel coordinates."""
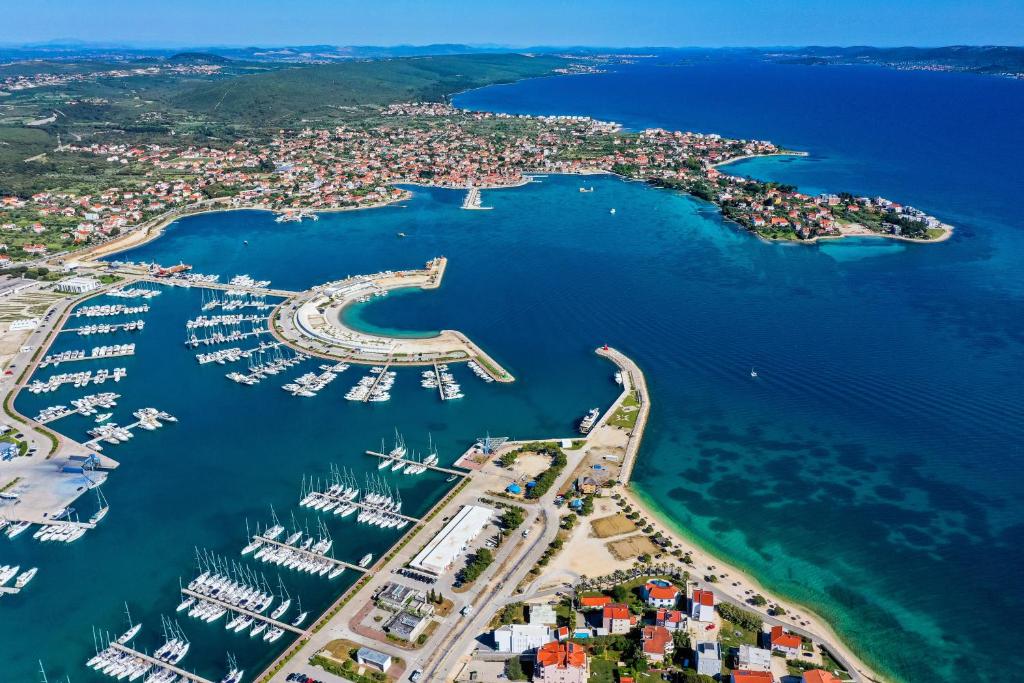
[{"left": 409, "top": 504, "right": 493, "bottom": 575}]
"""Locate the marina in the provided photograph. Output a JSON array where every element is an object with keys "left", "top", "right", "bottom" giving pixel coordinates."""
[
  {"left": 34, "top": 392, "right": 120, "bottom": 424},
  {"left": 75, "top": 304, "right": 150, "bottom": 318},
  {"left": 271, "top": 257, "right": 515, "bottom": 380},
  {"left": 27, "top": 367, "right": 126, "bottom": 393},
  {"left": 83, "top": 408, "right": 176, "bottom": 448},
  {"left": 39, "top": 344, "right": 136, "bottom": 368},
  {"left": 62, "top": 320, "right": 145, "bottom": 335},
  {"left": 364, "top": 449, "right": 467, "bottom": 478}
]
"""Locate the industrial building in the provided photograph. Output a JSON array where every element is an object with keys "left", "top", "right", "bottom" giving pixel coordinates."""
[{"left": 409, "top": 504, "right": 492, "bottom": 575}]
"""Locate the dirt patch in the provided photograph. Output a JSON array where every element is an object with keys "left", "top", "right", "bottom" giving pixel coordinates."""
[
  {"left": 513, "top": 451, "right": 553, "bottom": 478},
  {"left": 606, "top": 534, "right": 659, "bottom": 561},
  {"left": 591, "top": 513, "right": 637, "bottom": 538}
]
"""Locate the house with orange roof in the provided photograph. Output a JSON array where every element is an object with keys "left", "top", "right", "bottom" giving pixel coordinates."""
[
  {"left": 769, "top": 625, "right": 803, "bottom": 657},
  {"left": 732, "top": 671, "right": 775, "bottom": 683},
  {"left": 689, "top": 588, "right": 715, "bottom": 622},
  {"left": 641, "top": 625, "right": 675, "bottom": 663},
  {"left": 801, "top": 670, "right": 841, "bottom": 683},
  {"left": 643, "top": 580, "right": 680, "bottom": 609},
  {"left": 602, "top": 603, "right": 636, "bottom": 634},
  {"left": 655, "top": 608, "right": 686, "bottom": 631},
  {"left": 534, "top": 641, "right": 588, "bottom": 683}
]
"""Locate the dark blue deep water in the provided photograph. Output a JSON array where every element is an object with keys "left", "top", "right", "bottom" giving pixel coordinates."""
[
  {"left": 0, "top": 58, "right": 1021, "bottom": 683},
  {"left": 456, "top": 58, "right": 1024, "bottom": 682}
]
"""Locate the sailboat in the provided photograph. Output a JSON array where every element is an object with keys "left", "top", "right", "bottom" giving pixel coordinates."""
[
  {"left": 118, "top": 602, "right": 141, "bottom": 643},
  {"left": 89, "top": 487, "right": 109, "bottom": 525},
  {"left": 750, "top": 368, "right": 758, "bottom": 378},
  {"left": 291, "top": 596, "right": 308, "bottom": 627},
  {"left": 221, "top": 653, "right": 244, "bottom": 683},
  {"left": 269, "top": 577, "right": 291, "bottom": 620}
]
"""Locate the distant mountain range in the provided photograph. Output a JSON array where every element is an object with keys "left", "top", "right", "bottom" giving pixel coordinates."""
[{"left": 1, "top": 42, "right": 1021, "bottom": 77}]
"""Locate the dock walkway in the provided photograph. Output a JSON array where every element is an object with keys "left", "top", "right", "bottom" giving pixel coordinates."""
[
  {"left": 180, "top": 587, "right": 304, "bottom": 635},
  {"left": 362, "top": 361, "right": 392, "bottom": 403},
  {"left": 365, "top": 450, "right": 467, "bottom": 478},
  {"left": 107, "top": 642, "right": 213, "bottom": 683},
  {"left": 307, "top": 488, "right": 422, "bottom": 524},
  {"left": 253, "top": 534, "right": 368, "bottom": 573},
  {"left": 136, "top": 275, "right": 298, "bottom": 299}
]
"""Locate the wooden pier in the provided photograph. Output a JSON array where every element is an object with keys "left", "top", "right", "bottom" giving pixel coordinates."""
[
  {"left": 251, "top": 534, "right": 369, "bottom": 573},
  {"left": 365, "top": 450, "right": 467, "bottom": 478},
  {"left": 107, "top": 642, "right": 214, "bottom": 683},
  {"left": 180, "top": 587, "right": 305, "bottom": 635}
]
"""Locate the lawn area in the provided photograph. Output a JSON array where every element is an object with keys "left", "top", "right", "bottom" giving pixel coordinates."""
[
  {"left": 608, "top": 391, "right": 641, "bottom": 429},
  {"left": 313, "top": 638, "right": 404, "bottom": 683}
]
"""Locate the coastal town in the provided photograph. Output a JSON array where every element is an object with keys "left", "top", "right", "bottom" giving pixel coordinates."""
[
  {"left": 0, "top": 39, "right": 969, "bottom": 683},
  {"left": 0, "top": 102, "right": 950, "bottom": 269}
]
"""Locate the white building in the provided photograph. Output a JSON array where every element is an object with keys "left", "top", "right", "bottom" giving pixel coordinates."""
[
  {"left": 56, "top": 276, "right": 100, "bottom": 294},
  {"left": 737, "top": 645, "right": 772, "bottom": 672},
  {"left": 493, "top": 624, "right": 552, "bottom": 653},
  {"left": 695, "top": 641, "right": 721, "bottom": 678},
  {"left": 409, "top": 504, "right": 492, "bottom": 575},
  {"left": 529, "top": 604, "right": 558, "bottom": 625}
]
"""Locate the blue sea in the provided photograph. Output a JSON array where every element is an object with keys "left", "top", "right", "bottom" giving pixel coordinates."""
[{"left": 0, "top": 57, "right": 1021, "bottom": 683}]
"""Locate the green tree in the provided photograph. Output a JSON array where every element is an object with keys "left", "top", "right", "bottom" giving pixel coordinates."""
[{"left": 506, "top": 655, "right": 526, "bottom": 681}]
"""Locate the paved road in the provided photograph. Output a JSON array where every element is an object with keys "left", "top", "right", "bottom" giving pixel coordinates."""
[{"left": 418, "top": 448, "right": 588, "bottom": 683}]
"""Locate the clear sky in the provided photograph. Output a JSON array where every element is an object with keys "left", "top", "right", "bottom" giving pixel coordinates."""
[{"left": 3, "top": 0, "right": 1022, "bottom": 48}]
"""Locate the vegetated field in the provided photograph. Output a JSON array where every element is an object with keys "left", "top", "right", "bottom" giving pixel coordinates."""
[
  {"left": 606, "top": 534, "right": 659, "bottom": 561},
  {"left": 608, "top": 391, "right": 641, "bottom": 429},
  {"left": 174, "top": 53, "right": 567, "bottom": 125},
  {"left": 590, "top": 513, "right": 637, "bottom": 538}
]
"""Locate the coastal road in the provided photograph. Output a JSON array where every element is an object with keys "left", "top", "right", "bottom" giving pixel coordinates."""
[{"left": 418, "top": 446, "right": 588, "bottom": 683}]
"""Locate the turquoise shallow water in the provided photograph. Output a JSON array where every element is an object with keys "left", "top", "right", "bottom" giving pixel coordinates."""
[
  {"left": 1, "top": 61, "right": 1022, "bottom": 683},
  {"left": 454, "top": 58, "right": 1024, "bottom": 683}
]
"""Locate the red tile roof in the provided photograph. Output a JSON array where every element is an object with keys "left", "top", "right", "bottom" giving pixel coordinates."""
[
  {"left": 641, "top": 625, "right": 673, "bottom": 655},
  {"left": 692, "top": 589, "right": 715, "bottom": 606},
  {"left": 802, "top": 671, "right": 840, "bottom": 683},
  {"left": 645, "top": 582, "right": 680, "bottom": 600},
  {"left": 603, "top": 603, "right": 631, "bottom": 620},
  {"left": 536, "top": 641, "right": 587, "bottom": 669},
  {"left": 770, "top": 625, "right": 803, "bottom": 650},
  {"left": 581, "top": 595, "right": 611, "bottom": 607},
  {"left": 656, "top": 608, "right": 684, "bottom": 624},
  {"left": 733, "top": 671, "right": 775, "bottom": 683}
]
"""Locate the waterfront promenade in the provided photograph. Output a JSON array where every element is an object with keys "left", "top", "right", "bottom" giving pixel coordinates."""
[{"left": 270, "top": 257, "right": 514, "bottom": 381}]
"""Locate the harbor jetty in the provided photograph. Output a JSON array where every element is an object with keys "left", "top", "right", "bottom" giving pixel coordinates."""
[
  {"left": 271, "top": 257, "right": 514, "bottom": 381},
  {"left": 595, "top": 345, "right": 649, "bottom": 484}
]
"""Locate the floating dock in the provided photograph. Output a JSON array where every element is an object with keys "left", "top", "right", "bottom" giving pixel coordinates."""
[
  {"left": 179, "top": 587, "right": 304, "bottom": 635},
  {"left": 106, "top": 642, "right": 213, "bottom": 683},
  {"left": 251, "top": 534, "right": 369, "bottom": 573},
  {"left": 364, "top": 450, "right": 467, "bottom": 478}
]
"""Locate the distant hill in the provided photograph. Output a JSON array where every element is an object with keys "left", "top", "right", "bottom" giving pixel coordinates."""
[
  {"left": 167, "top": 52, "right": 231, "bottom": 64},
  {"left": 763, "top": 45, "right": 1024, "bottom": 76},
  {"left": 173, "top": 53, "right": 567, "bottom": 125}
]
